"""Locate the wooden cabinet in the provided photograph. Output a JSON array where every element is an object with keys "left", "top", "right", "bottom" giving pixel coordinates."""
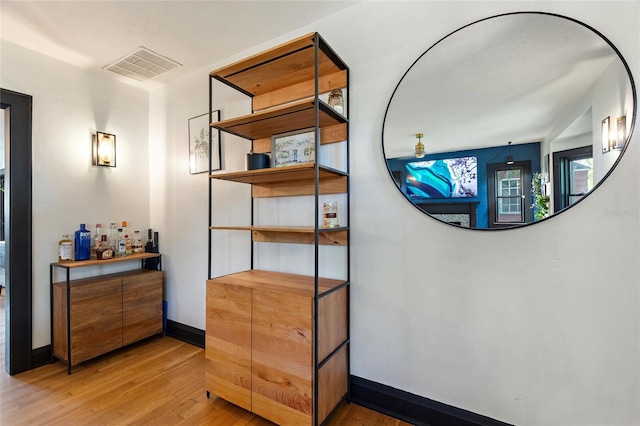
[
  {"left": 51, "top": 253, "right": 163, "bottom": 373},
  {"left": 206, "top": 33, "right": 350, "bottom": 425},
  {"left": 206, "top": 272, "right": 348, "bottom": 425}
]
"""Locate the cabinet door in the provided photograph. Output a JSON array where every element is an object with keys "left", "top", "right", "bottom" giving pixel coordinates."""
[
  {"left": 251, "top": 289, "right": 312, "bottom": 426},
  {"left": 70, "top": 277, "right": 122, "bottom": 365},
  {"left": 206, "top": 280, "right": 252, "bottom": 411},
  {"left": 122, "top": 270, "right": 163, "bottom": 346}
]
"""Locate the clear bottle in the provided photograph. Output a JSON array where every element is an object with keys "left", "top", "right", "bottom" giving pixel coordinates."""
[
  {"left": 132, "top": 230, "right": 144, "bottom": 253},
  {"left": 74, "top": 224, "right": 91, "bottom": 261},
  {"left": 116, "top": 228, "right": 126, "bottom": 257},
  {"left": 107, "top": 223, "right": 118, "bottom": 252},
  {"left": 122, "top": 221, "right": 132, "bottom": 255},
  {"left": 91, "top": 223, "right": 102, "bottom": 259},
  {"left": 58, "top": 234, "right": 73, "bottom": 262}
]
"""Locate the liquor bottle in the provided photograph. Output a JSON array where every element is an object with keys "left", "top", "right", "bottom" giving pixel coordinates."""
[
  {"left": 116, "top": 228, "right": 127, "bottom": 257},
  {"left": 107, "top": 223, "right": 118, "bottom": 252},
  {"left": 58, "top": 234, "right": 73, "bottom": 262},
  {"left": 122, "top": 221, "right": 132, "bottom": 255},
  {"left": 74, "top": 224, "right": 91, "bottom": 261},
  {"left": 132, "top": 230, "right": 144, "bottom": 253},
  {"left": 91, "top": 223, "right": 102, "bottom": 259},
  {"left": 96, "top": 235, "right": 113, "bottom": 260}
]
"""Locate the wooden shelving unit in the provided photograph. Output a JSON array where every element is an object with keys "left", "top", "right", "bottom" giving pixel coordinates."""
[{"left": 206, "top": 32, "right": 350, "bottom": 425}]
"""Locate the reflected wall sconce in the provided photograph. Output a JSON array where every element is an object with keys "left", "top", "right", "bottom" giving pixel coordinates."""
[
  {"left": 93, "top": 131, "right": 116, "bottom": 167},
  {"left": 615, "top": 116, "right": 626, "bottom": 150},
  {"left": 602, "top": 117, "right": 610, "bottom": 153},
  {"left": 415, "top": 133, "right": 425, "bottom": 158},
  {"left": 506, "top": 141, "right": 515, "bottom": 165}
]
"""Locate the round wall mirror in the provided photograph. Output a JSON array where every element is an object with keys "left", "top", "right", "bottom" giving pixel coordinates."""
[{"left": 382, "top": 12, "right": 636, "bottom": 229}]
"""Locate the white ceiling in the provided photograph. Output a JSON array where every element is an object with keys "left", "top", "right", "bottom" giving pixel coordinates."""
[{"left": 0, "top": 0, "right": 358, "bottom": 89}]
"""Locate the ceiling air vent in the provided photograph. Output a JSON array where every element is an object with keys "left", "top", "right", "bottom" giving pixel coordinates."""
[{"left": 104, "top": 47, "right": 182, "bottom": 81}]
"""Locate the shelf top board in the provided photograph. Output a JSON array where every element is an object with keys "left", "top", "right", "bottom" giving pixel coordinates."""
[
  {"left": 212, "top": 98, "right": 346, "bottom": 141},
  {"left": 208, "top": 269, "right": 346, "bottom": 298},
  {"left": 210, "top": 163, "right": 346, "bottom": 185},
  {"left": 51, "top": 252, "right": 161, "bottom": 268},
  {"left": 210, "top": 225, "right": 347, "bottom": 233},
  {"left": 210, "top": 32, "right": 347, "bottom": 97}
]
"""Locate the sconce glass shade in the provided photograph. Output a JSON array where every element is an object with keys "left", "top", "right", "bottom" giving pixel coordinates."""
[
  {"left": 601, "top": 117, "right": 610, "bottom": 153},
  {"left": 616, "top": 116, "right": 626, "bottom": 150},
  {"left": 93, "top": 131, "right": 116, "bottom": 167},
  {"left": 415, "top": 133, "right": 425, "bottom": 158}
]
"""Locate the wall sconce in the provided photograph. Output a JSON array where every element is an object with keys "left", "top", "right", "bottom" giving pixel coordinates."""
[
  {"left": 415, "top": 133, "right": 425, "bottom": 158},
  {"left": 615, "top": 116, "right": 626, "bottom": 150},
  {"left": 506, "top": 141, "right": 515, "bottom": 165},
  {"left": 93, "top": 131, "right": 116, "bottom": 167},
  {"left": 601, "top": 117, "right": 610, "bottom": 153}
]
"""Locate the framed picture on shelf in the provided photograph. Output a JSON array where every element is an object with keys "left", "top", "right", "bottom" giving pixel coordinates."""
[
  {"left": 189, "top": 110, "right": 221, "bottom": 174},
  {"left": 271, "top": 128, "right": 315, "bottom": 167}
]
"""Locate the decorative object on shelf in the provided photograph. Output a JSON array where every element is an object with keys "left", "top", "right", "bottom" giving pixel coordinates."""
[
  {"left": 189, "top": 110, "right": 220, "bottom": 174},
  {"left": 328, "top": 88, "right": 344, "bottom": 114},
  {"left": 246, "top": 151, "right": 270, "bottom": 170},
  {"left": 602, "top": 116, "right": 611, "bottom": 153},
  {"left": 93, "top": 131, "right": 116, "bottom": 167},
  {"left": 615, "top": 116, "right": 626, "bottom": 150},
  {"left": 506, "top": 141, "right": 515, "bottom": 165},
  {"left": 414, "top": 133, "right": 425, "bottom": 158},
  {"left": 272, "top": 128, "right": 315, "bottom": 167},
  {"left": 323, "top": 201, "right": 339, "bottom": 228}
]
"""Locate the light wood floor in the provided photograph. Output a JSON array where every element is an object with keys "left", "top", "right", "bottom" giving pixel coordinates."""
[{"left": 0, "top": 329, "right": 411, "bottom": 425}]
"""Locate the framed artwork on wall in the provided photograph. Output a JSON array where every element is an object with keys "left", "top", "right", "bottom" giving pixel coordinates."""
[
  {"left": 189, "top": 110, "right": 221, "bottom": 174},
  {"left": 271, "top": 128, "right": 315, "bottom": 167}
]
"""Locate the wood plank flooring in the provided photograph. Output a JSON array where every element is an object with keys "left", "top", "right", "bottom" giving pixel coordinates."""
[{"left": 0, "top": 332, "right": 411, "bottom": 425}]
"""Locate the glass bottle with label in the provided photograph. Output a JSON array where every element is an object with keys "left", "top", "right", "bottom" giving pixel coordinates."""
[
  {"left": 91, "top": 223, "right": 102, "bottom": 259},
  {"left": 132, "top": 230, "right": 144, "bottom": 253},
  {"left": 74, "top": 224, "right": 91, "bottom": 261},
  {"left": 122, "top": 221, "right": 132, "bottom": 255},
  {"left": 107, "top": 223, "right": 118, "bottom": 252},
  {"left": 96, "top": 235, "right": 113, "bottom": 260},
  {"left": 58, "top": 234, "right": 73, "bottom": 262},
  {"left": 116, "top": 228, "right": 126, "bottom": 257}
]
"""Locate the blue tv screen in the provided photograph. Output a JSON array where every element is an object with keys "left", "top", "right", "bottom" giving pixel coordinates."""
[{"left": 406, "top": 157, "right": 478, "bottom": 198}]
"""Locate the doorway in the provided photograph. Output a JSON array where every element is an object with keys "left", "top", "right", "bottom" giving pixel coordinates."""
[
  {"left": 487, "top": 160, "right": 533, "bottom": 228},
  {"left": 0, "top": 88, "right": 33, "bottom": 375}
]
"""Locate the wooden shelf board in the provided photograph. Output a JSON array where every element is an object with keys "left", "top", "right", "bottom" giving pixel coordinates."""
[
  {"left": 211, "top": 163, "right": 346, "bottom": 185},
  {"left": 210, "top": 32, "right": 345, "bottom": 97},
  {"left": 210, "top": 226, "right": 348, "bottom": 245},
  {"left": 51, "top": 252, "right": 160, "bottom": 268},
  {"left": 212, "top": 98, "right": 346, "bottom": 141},
  {"left": 208, "top": 270, "right": 346, "bottom": 298}
]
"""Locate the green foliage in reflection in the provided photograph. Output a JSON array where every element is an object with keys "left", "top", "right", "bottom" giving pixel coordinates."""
[{"left": 532, "top": 172, "right": 550, "bottom": 221}]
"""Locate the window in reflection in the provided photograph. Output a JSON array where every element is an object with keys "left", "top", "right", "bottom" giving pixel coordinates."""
[{"left": 553, "top": 146, "right": 594, "bottom": 211}]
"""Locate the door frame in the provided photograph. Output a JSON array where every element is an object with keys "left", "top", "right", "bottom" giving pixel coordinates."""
[
  {"left": 487, "top": 160, "right": 533, "bottom": 228},
  {"left": 1, "top": 88, "right": 33, "bottom": 375}
]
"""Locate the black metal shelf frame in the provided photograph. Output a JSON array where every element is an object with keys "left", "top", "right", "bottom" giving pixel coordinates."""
[{"left": 207, "top": 32, "right": 350, "bottom": 426}]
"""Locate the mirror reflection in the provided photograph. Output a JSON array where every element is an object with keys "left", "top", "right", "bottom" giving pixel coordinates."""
[{"left": 382, "top": 12, "right": 635, "bottom": 229}]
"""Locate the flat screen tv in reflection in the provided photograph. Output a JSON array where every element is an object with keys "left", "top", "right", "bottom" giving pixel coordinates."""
[{"left": 406, "top": 157, "right": 478, "bottom": 198}]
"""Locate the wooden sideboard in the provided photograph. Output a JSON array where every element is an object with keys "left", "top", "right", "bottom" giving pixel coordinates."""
[{"left": 50, "top": 253, "right": 163, "bottom": 373}]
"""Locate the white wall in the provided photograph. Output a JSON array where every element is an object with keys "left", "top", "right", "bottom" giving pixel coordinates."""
[
  {"left": 0, "top": 40, "right": 151, "bottom": 348},
  {"left": 152, "top": 1, "right": 639, "bottom": 425},
  {"left": 1, "top": 0, "right": 637, "bottom": 424}
]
